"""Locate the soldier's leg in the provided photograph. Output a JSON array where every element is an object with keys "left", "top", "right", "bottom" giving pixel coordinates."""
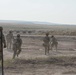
[
  {"left": 10, "top": 41, "right": 12, "bottom": 49},
  {"left": 12, "top": 45, "right": 17, "bottom": 59},
  {"left": 8, "top": 42, "right": 10, "bottom": 49},
  {"left": 13, "top": 49, "right": 17, "bottom": 59},
  {"left": 55, "top": 44, "right": 58, "bottom": 51},
  {"left": 51, "top": 44, "right": 53, "bottom": 51},
  {"left": 7, "top": 42, "right": 8, "bottom": 49},
  {"left": 45, "top": 46, "right": 47, "bottom": 55},
  {"left": 47, "top": 45, "right": 50, "bottom": 54},
  {"left": 9, "top": 41, "right": 11, "bottom": 49},
  {"left": 17, "top": 48, "right": 21, "bottom": 57}
]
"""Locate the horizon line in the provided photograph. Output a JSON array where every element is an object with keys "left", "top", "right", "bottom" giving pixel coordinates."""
[{"left": 0, "top": 20, "right": 76, "bottom": 25}]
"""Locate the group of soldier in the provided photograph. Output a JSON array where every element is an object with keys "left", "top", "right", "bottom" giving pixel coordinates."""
[
  {"left": 6, "top": 31, "right": 22, "bottom": 59},
  {"left": 43, "top": 32, "right": 58, "bottom": 55},
  {"left": 0, "top": 27, "right": 58, "bottom": 60},
  {"left": 0, "top": 28, "right": 22, "bottom": 59}
]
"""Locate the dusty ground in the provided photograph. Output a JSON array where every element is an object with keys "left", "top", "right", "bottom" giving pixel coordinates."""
[{"left": 3, "top": 35, "right": 76, "bottom": 75}]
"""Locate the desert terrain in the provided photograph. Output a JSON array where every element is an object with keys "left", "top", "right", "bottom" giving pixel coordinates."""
[
  {"left": 3, "top": 35, "right": 76, "bottom": 75},
  {"left": 0, "top": 22, "right": 76, "bottom": 75}
]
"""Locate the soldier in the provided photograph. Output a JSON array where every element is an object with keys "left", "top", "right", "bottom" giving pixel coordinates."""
[
  {"left": 6, "top": 31, "right": 13, "bottom": 49},
  {"left": 12, "top": 34, "right": 22, "bottom": 59},
  {"left": 43, "top": 32, "right": 50, "bottom": 55},
  {"left": 0, "top": 27, "right": 6, "bottom": 60},
  {"left": 50, "top": 35, "right": 58, "bottom": 51}
]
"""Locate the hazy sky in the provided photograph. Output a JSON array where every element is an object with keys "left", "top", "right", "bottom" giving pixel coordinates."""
[{"left": 0, "top": 0, "right": 76, "bottom": 24}]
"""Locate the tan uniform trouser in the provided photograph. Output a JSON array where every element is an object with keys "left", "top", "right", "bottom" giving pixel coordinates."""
[
  {"left": 43, "top": 43, "right": 50, "bottom": 55},
  {"left": 51, "top": 42, "right": 58, "bottom": 50}
]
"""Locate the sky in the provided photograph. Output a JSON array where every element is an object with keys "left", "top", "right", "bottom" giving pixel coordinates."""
[{"left": 0, "top": 0, "right": 76, "bottom": 24}]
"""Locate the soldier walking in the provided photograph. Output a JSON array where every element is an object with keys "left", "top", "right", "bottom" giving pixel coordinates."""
[
  {"left": 12, "top": 34, "right": 22, "bottom": 59},
  {"left": 50, "top": 35, "right": 58, "bottom": 51},
  {"left": 0, "top": 27, "right": 6, "bottom": 60},
  {"left": 43, "top": 33, "right": 50, "bottom": 55},
  {"left": 6, "top": 31, "right": 13, "bottom": 49}
]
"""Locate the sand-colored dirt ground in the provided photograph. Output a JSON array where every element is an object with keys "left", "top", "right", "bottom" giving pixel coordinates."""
[{"left": 3, "top": 36, "right": 76, "bottom": 75}]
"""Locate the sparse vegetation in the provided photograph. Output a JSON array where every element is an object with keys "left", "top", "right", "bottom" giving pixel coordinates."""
[{"left": 2, "top": 23, "right": 76, "bottom": 75}]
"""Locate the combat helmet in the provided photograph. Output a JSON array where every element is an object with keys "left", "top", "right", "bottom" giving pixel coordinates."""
[
  {"left": 51, "top": 35, "right": 54, "bottom": 38},
  {"left": 17, "top": 34, "right": 20, "bottom": 37},
  {"left": 9, "top": 30, "right": 12, "bottom": 33},
  {"left": 46, "top": 32, "right": 49, "bottom": 36}
]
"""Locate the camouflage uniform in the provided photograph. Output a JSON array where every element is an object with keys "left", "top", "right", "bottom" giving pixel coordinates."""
[
  {"left": 0, "top": 27, "right": 6, "bottom": 60},
  {"left": 6, "top": 31, "right": 13, "bottom": 49},
  {"left": 50, "top": 35, "right": 58, "bottom": 51},
  {"left": 43, "top": 33, "right": 50, "bottom": 55},
  {"left": 13, "top": 34, "right": 22, "bottom": 59}
]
